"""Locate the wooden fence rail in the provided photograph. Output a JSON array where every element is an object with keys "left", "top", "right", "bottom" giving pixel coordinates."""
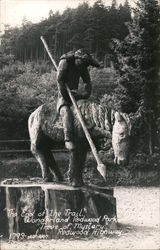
[
  {"left": 0, "top": 140, "right": 67, "bottom": 155},
  {"left": 0, "top": 140, "right": 30, "bottom": 142},
  {"left": 0, "top": 149, "right": 67, "bottom": 153}
]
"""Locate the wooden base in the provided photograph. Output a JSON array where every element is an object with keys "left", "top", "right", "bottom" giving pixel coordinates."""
[{"left": 0, "top": 183, "right": 117, "bottom": 239}]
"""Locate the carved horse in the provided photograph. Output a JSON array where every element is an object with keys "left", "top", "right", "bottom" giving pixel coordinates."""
[{"left": 28, "top": 100, "right": 131, "bottom": 187}]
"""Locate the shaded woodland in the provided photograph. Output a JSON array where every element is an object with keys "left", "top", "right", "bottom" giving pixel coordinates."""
[{"left": 0, "top": 0, "right": 131, "bottom": 64}]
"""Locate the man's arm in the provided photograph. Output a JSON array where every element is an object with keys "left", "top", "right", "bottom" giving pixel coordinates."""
[{"left": 80, "top": 67, "right": 92, "bottom": 99}]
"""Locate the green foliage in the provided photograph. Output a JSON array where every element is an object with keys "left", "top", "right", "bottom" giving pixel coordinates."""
[
  {"left": 113, "top": 0, "right": 160, "bottom": 153},
  {"left": 0, "top": 62, "right": 58, "bottom": 139},
  {"left": 0, "top": 0, "right": 131, "bottom": 63},
  {"left": 90, "top": 67, "right": 117, "bottom": 98},
  {"left": 0, "top": 60, "right": 52, "bottom": 81}
]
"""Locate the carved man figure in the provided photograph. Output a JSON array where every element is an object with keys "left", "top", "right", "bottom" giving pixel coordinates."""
[{"left": 57, "top": 49, "right": 99, "bottom": 150}]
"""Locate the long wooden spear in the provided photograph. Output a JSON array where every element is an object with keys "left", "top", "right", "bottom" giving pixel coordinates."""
[{"left": 40, "top": 36, "right": 106, "bottom": 181}]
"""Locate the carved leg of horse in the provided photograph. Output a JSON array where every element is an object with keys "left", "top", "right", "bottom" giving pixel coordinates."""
[
  {"left": 43, "top": 150, "right": 63, "bottom": 182},
  {"left": 31, "top": 143, "right": 53, "bottom": 182},
  {"left": 31, "top": 143, "right": 63, "bottom": 182},
  {"left": 68, "top": 142, "right": 87, "bottom": 187}
]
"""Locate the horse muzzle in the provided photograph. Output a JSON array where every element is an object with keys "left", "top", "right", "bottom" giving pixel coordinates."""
[{"left": 114, "top": 157, "right": 129, "bottom": 166}]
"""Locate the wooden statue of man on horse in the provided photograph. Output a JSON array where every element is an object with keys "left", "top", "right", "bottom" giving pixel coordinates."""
[{"left": 28, "top": 39, "right": 131, "bottom": 187}]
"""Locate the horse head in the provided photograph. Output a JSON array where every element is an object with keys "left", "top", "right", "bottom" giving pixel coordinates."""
[
  {"left": 112, "top": 111, "right": 131, "bottom": 166},
  {"left": 75, "top": 101, "right": 131, "bottom": 167}
]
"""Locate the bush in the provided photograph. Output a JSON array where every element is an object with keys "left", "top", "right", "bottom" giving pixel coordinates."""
[
  {"left": 90, "top": 67, "right": 117, "bottom": 98},
  {"left": 0, "top": 61, "right": 58, "bottom": 139}
]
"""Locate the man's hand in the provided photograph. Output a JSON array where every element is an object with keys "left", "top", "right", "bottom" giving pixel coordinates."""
[
  {"left": 71, "top": 90, "right": 91, "bottom": 100},
  {"left": 71, "top": 90, "right": 83, "bottom": 100}
]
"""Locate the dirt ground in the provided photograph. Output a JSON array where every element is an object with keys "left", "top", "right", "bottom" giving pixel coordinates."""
[{"left": 0, "top": 187, "right": 159, "bottom": 250}]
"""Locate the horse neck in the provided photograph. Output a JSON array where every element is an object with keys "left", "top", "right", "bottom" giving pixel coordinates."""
[{"left": 77, "top": 100, "right": 112, "bottom": 132}]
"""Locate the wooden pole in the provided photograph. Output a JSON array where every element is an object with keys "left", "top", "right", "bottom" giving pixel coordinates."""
[{"left": 40, "top": 36, "right": 106, "bottom": 180}]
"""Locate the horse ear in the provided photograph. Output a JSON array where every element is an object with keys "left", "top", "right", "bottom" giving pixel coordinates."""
[
  {"left": 120, "top": 112, "right": 132, "bottom": 135},
  {"left": 111, "top": 110, "right": 132, "bottom": 135}
]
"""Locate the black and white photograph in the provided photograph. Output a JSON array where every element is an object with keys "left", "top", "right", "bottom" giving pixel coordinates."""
[{"left": 0, "top": 0, "right": 160, "bottom": 249}]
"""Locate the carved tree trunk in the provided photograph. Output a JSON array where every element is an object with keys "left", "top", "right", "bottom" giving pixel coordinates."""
[{"left": 0, "top": 184, "right": 117, "bottom": 239}]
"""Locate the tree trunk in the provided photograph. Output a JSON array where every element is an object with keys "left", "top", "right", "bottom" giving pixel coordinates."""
[{"left": 0, "top": 184, "right": 117, "bottom": 239}]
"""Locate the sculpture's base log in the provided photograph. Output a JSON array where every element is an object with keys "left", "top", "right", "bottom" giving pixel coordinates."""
[{"left": 0, "top": 183, "right": 117, "bottom": 239}]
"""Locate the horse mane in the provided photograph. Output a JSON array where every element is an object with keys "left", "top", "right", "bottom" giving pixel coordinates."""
[{"left": 74, "top": 100, "right": 112, "bottom": 132}]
